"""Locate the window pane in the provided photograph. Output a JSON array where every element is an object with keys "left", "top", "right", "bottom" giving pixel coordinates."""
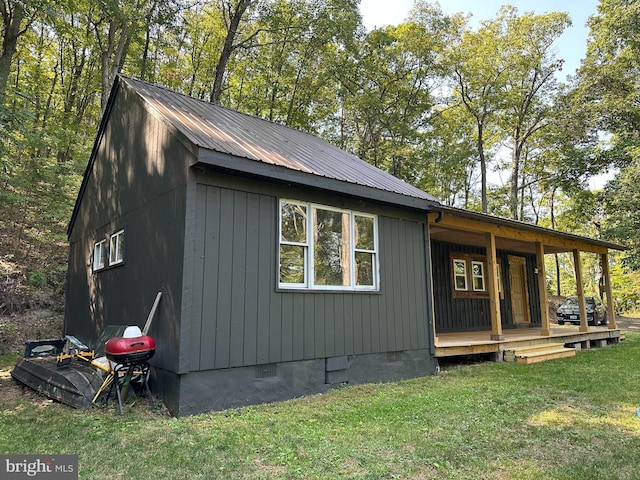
[
  {"left": 453, "top": 259, "right": 467, "bottom": 290},
  {"left": 93, "top": 241, "right": 105, "bottom": 270},
  {"left": 355, "top": 252, "right": 374, "bottom": 286},
  {"left": 354, "top": 215, "right": 374, "bottom": 250},
  {"left": 279, "top": 245, "right": 305, "bottom": 284},
  {"left": 109, "top": 231, "right": 124, "bottom": 265},
  {"left": 314, "top": 209, "right": 350, "bottom": 286},
  {"left": 281, "top": 202, "right": 307, "bottom": 243},
  {"left": 472, "top": 262, "right": 482, "bottom": 277},
  {"left": 472, "top": 261, "right": 485, "bottom": 291}
]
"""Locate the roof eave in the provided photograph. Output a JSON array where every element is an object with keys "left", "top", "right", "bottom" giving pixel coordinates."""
[{"left": 197, "top": 149, "right": 439, "bottom": 212}]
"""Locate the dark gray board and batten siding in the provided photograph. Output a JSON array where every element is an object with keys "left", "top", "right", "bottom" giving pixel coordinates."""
[
  {"left": 188, "top": 173, "right": 433, "bottom": 372},
  {"left": 65, "top": 81, "right": 191, "bottom": 373},
  {"left": 430, "top": 240, "right": 542, "bottom": 332},
  {"left": 66, "top": 76, "right": 439, "bottom": 414}
]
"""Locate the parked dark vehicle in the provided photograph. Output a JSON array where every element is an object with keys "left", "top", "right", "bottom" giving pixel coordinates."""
[{"left": 556, "top": 296, "right": 607, "bottom": 326}]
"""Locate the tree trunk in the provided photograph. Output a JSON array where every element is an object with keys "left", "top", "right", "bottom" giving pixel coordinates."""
[
  {"left": 477, "top": 122, "right": 488, "bottom": 213},
  {"left": 549, "top": 186, "right": 561, "bottom": 296},
  {"left": 99, "top": 19, "right": 130, "bottom": 113},
  {"left": 210, "top": 0, "right": 253, "bottom": 104},
  {"left": 509, "top": 139, "right": 521, "bottom": 220},
  {"left": 0, "top": 0, "right": 25, "bottom": 105}
]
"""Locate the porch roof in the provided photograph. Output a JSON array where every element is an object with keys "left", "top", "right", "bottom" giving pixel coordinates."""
[{"left": 429, "top": 205, "right": 625, "bottom": 255}]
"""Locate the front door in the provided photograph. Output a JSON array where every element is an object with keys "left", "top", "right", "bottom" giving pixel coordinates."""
[{"left": 508, "top": 255, "right": 530, "bottom": 325}]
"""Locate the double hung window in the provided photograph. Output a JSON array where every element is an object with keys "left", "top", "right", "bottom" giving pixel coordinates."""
[{"left": 279, "top": 200, "right": 378, "bottom": 290}]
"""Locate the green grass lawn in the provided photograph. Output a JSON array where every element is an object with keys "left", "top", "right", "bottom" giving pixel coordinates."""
[{"left": 2, "top": 335, "right": 640, "bottom": 479}]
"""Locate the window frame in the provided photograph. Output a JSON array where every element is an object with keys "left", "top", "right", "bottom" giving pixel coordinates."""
[
  {"left": 278, "top": 199, "right": 379, "bottom": 292},
  {"left": 452, "top": 258, "right": 468, "bottom": 291},
  {"left": 93, "top": 239, "right": 106, "bottom": 272},
  {"left": 109, "top": 229, "right": 125, "bottom": 266},
  {"left": 279, "top": 201, "right": 309, "bottom": 288},
  {"left": 450, "top": 252, "right": 502, "bottom": 299},
  {"left": 471, "top": 260, "right": 485, "bottom": 292}
]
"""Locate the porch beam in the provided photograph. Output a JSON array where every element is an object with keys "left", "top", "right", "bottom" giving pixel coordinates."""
[
  {"left": 601, "top": 253, "right": 617, "bottom": 330},
  {"left": 429, "top": 213, "right": 609, "bottom": 254},
  {"left": 536, "top": 242, "right": 552, "bottom": 336},
  {"left": 485, "top": 232, "right": 504, "bottom": 340},
  {"left": 573, "top": 249, "right": 589, "bottom": 333}
]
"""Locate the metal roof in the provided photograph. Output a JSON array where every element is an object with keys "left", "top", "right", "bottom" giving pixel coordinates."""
[{"left": 121, "top": 76, "right": 439, "bottom": 204}]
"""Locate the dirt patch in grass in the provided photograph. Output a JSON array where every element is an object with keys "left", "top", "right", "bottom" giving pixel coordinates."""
[
  {"left": 0, "top": 309, "right": 63, "bottom": 355},
  {"left": 0, "top": 363, "right": 43, "bottom": 405}
]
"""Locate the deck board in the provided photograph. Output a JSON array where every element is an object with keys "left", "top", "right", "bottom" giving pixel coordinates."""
[{"left": 435, "top": 326, "right": 621, "bottom": 358}]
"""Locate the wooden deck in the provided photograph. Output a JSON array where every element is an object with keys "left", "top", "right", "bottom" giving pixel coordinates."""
[{"left": 435, "top": 325, "right": 622, "bottom": 359}]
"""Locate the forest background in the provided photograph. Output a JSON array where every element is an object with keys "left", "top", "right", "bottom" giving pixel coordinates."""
[{"left": 1, "top": 0, "right": 640, "bottom": 318}]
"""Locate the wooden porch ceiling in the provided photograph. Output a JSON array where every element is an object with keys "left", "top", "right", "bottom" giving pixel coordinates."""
[
  {"left": 428, "top": 208, "right": 625, "bottom": 255},
  {"left": 430, "top": 225, "right": 548, "bottom": 254}
]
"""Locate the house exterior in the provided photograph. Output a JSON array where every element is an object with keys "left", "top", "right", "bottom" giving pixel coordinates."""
[
  {"left": 65, "top": 76, "right": 623, "bottom": 416},
  {"left": 65, "top": 76, "right": 442, "bottom": 415}
]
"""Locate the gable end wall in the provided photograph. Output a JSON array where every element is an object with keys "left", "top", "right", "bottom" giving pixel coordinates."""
[{"left": 65, "top": 84, "right": 193, "bottom": 372}]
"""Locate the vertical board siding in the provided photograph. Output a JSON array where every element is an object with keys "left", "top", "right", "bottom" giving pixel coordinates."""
[
  {"left": 243, "top": 193, "right": 260, "bottom": 366},
  {"left": 190, "top": 186, "right": 208, "bottom": 371},
  {"left": 381, "top": 221, "right": 397, "bottom": 351},
  {"left": 66, "top": 88, "right": 189, "bottom": 373},
  {"left": 214, "top": 190, "right": 234, "bottom": 368},
  {"left": 230, "top": 190, "right": 248, "bottom": 367},
  {"left": 191, "top": 184, "right": 430, "bottom": 371},
  {"left": 256, "top": 195, "right": 273, "bottom": 364},
  {"left": 431, "top": 240, "right": 542, "bottom": 333}
]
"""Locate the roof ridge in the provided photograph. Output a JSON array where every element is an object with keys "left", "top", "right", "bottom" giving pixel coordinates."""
[{"left": 118, "top": 74, "right": 339, "bottom": 146}]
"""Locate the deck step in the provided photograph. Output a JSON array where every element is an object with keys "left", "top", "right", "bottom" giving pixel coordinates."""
[{"left": 504, "top": 343, "right": 576, "bottom": 364}]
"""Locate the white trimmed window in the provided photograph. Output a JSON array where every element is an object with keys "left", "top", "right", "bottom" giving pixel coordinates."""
[
  {"left": 453, "top": 259, "right": 468, "bottom": 291},
  {"left": 279, "top": 200, "right": 379, "bottom": 290},
  {"left": 451, "top": 253, "right": 503, "bottom": 298},
  {"left": 93, "top": 239, "right": 106, "bottom": 271},
  {"left": 472, "top": 261, "right": 485, "bottom": 291},
  {"left": 109, "top": 229, "right": 125, "bottom": 266}
]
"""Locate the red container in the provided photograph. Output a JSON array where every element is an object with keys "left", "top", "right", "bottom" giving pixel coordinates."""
[{"left": 105, "top": 335, "right": 155, "bottom": 365}]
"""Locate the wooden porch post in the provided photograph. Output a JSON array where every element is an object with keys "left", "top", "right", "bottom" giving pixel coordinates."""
[
  {"left": 486, "top": 232, "right": 504, "bottom": 340},
  {"left": 601, "top": 252, "right": 617, "bottom": 330},
  {"left": 573, "top": 249, "right": 589, "bottom": 333},
  {"left": 536, "top": 242, "right": 552, "bottom": 336}
]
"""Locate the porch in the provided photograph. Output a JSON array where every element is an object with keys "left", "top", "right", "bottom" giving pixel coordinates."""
[
  {"left": 428, "top": 206, "right": 626, "bottom": 345},
  {"left": 435, "top": 325, "right": 623, "bottom": 359}
]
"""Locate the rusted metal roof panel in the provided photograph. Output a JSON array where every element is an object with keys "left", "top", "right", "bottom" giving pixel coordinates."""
[{"left": 121, "top": 76, "right": 438, "bottom": 203}]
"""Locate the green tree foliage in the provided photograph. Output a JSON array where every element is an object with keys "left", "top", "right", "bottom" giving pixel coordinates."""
[
  {"left": 446, "top": 12, "right": 506, "bottom": 212},
  {"left": 573, "top": 0, "right": 640, "bottom": 269},
  {"left": 500, "top": 9, "right": 569, "bottom": 219},
  {"left": 417, "top": 103, "right": 476, "bottom": 206},
  {"left": 441, "top": 6, "right": 570, "bottom": 220},
  {"left": 225, "top": 0, "right": 362, "bottom": 130},
  {"left": 604, "top": 164, "right": 640, "bottom": 268},
  {"left": 1, "top": 0, "right": 639, "bottom": 295},
  {"left": 336, "top": 4, "right": 460, "bottom": 184}
]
